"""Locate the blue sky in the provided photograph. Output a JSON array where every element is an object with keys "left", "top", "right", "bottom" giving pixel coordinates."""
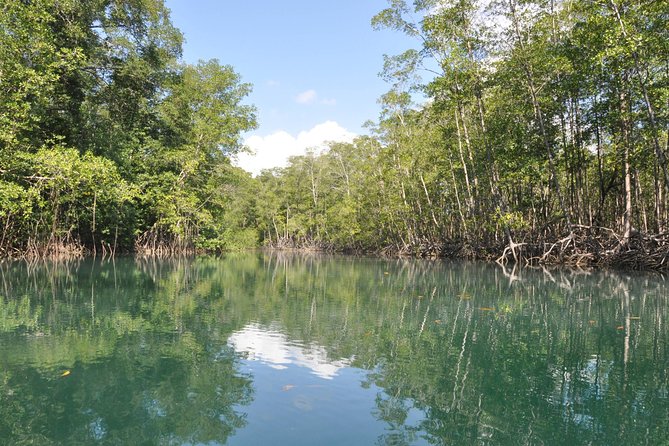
[{"left": 164, "top": 0, "right": 417, "bottom": 173}]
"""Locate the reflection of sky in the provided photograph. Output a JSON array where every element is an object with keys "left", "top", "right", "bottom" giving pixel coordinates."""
[
  {"left": 228, "top": 323, "right": 350, "bottom": 380},
  {"left": 548, "top": 355, "right": 613, "bottom": 431}
]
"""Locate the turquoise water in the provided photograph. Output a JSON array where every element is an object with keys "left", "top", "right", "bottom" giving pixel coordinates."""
[{"left": 0, "top": 253, "right": 667, "bottom": 445}]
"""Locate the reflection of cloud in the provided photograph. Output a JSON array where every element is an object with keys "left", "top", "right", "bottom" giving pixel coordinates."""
[{"left": 228, "top": 323, "right": 350, "bottom": 380}]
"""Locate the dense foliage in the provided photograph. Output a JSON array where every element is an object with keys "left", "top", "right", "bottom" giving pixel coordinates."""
[
  {"left": 2, "top": 0, "right": 669, "bottom": 264},
  {"left": 253, "top": 0, "right": 669, "bottom": 263},
  {"left": 0, "top": 0, "right": 256, "bottom": 257}
]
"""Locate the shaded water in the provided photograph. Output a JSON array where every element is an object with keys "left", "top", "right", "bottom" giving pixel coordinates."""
[{"left": 0, "top": 253, "right": 668, "bottom": 445}]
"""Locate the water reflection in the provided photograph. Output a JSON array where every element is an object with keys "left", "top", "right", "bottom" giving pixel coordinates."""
[
  {"left": 0, "top": 258, "right": 253, "bottom": 445},
  {"left": 0, "top": 254, "right": 667, "bottom": 445},
  {"left": 229, "top": 324, "right": 351, "bottom": 379}
]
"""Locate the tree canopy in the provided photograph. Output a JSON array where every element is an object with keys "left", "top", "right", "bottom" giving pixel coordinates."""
[{"left": 0, "top": 0, "right": 257, "bottom": 257}]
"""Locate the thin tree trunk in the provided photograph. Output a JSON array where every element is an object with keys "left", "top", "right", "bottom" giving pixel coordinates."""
[
  {"left": 507, "top": 0, "right": 572, "bottom": 230},
  {"left": 448, "top": 151, "right": 468, "bottom": 237},
  {"left": 609, "top": 0, "right": 669, "bottom": 192},
  {"left": 621, "top": 83, "right": 633, "bottom": 243},
  {"left": 454, "top": 110, "right": 473, "bottom": 211}
]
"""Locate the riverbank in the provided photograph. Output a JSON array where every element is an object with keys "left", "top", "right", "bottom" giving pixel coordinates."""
[
  {"left": 4, "top": 225, "right": 668, "bottom": 272},
  {"left": 261, "top": 225, "right": 669, "bottom": 272}
]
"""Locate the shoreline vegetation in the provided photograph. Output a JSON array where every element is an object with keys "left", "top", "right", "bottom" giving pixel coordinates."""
[
  {"left": 2, "top": 1, "right": 668, "bottom": 271},
  {"left": 4, "top": 226, "right": 669, "bottom": 273},
  {"left": 264, "top": 225, "right": 669, "bottom": 271}
]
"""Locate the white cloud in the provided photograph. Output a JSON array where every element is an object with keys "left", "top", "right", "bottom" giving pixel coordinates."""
[
  {"left": 295, "top": 89, "right": 317, "bottom": 104},
  {"left": 235, "top": 121, "right": 356, "bottom": 176}
]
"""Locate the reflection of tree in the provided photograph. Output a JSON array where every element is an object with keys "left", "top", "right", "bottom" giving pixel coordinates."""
[
  {"left": 0, "top": 255, "right": 668, "bottom": 444},
  {"left": 1, "top": 338, "right": 252, "bottom": 444},
  {"left": 356, "top": 264, "right": 669, "bottom": 445},
  {"left": 0, "top": 259, "right": 253, "bottom": 444}
]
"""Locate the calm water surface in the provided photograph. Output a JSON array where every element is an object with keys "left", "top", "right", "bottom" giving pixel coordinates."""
[{"left": 0, "top": 253, "right": 667, "bottom": 445}]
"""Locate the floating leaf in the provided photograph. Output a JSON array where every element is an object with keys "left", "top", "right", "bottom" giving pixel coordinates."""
[
  {"left": 479, "top": 307, "right": 494, "bottom": 311},
  {"left": 383, "top": 272, "right": 390, "bottom": 275},
  {"left": 282, "top": 384, "right": 295, "bottom": 391},
  {"left": 434, "top": 319, "right": 442, "bottom": 324},
  {"left": 60, "top": 370, "right": 71, "bottom": 377}
]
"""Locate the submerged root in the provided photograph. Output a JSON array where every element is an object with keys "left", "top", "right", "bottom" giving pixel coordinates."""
[
  {"left": 520, "top": 226, "right": 669, "bottom": 270},
  {"left": 19, "top": 233, "right": 86, "bottom": 261},
  {"left": 496, "top": 240, "right": 526, "bottom": 265},
  {"left": 135, "top": 224, "right": 198, "bottom": 257}
]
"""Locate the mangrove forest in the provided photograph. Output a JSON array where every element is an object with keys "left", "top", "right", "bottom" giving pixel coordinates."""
[{"left": 1, "top": 0, "right": 669, "bottom": 269}]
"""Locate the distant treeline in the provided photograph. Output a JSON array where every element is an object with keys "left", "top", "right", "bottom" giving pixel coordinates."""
[{"left": 2, "top": 0, "right": 669, "bottom": 268}]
